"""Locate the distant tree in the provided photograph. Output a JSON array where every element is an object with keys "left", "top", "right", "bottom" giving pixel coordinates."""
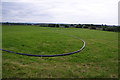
[
  {"left": 56, "top": 24, "right": 59, "bottom": 27},
  {"left": 103, "top": 28, "right": 106, "bottom": 31},
  {"left": 82, "top": 25, "right": 88, "bottom": 28},
  {"left": 105, "top": 27, "right": 119, "bottom": 32},
  {"left": 64, "top": 25, "right": 69, "bottom": 28},
  {"left": 70, "top": 24, "right": 74, "bottom": 26},
  {"left": 102, "top": 26, "right": 108, "bottom": 31},
  {"left": 105, "top": 27, "right": 113, "bottom": 31},
  {"left": 90, "top": 26, "right": 96, "bottom": 29},
  {"left": 75, "top": 24, "right": 82, "bottom": 28},
  {"left": 48, "top": 24, "right": 56, "bottom": 27}
]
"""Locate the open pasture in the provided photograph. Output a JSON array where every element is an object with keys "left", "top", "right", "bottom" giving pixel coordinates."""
[{"left": 2, "top": 25, "right": 118, "bottom": 78}]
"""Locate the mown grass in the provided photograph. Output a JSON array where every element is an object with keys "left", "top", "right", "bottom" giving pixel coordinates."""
[{"left": 2, "top": 25, "right": 118, "bottom": 78}]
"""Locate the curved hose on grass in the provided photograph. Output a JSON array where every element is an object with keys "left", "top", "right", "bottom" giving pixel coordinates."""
[{"left": 0, "top": 39, "right": 85, "bottom": 57}]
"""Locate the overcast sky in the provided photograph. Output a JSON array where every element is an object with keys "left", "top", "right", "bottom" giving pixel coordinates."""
[{"left": 1, "top": 0, "right": 119, "bottom": 25}]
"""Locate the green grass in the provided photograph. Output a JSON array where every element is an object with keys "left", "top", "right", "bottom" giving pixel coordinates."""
[
  {"left": 0, "top": 25, "right": 2, "bottom": 79},
  {"left": 2, "top": 25, "right": 118, "bottom": 78}
]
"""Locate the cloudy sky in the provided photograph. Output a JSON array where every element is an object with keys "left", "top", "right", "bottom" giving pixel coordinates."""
[{"left": 1, "top": 0, "right": 119, "bottom": 25}]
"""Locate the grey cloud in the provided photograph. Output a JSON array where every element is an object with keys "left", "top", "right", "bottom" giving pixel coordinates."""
[
  {"left": 2, "top": 0, "right": 119, "bottom": 25},
  {"left": 2, "top": 2, "right": 53, "bottom": 22}
]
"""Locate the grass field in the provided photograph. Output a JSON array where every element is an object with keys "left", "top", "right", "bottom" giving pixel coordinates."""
[
  {"left": 2, "top": 25, "right": 118, "bottom": 78},
  {"left": 0, "top": 25, "right": 2, "bottom": 79}
]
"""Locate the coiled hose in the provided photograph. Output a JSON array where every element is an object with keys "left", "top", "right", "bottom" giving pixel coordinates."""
[{"left": 0, "top": 39, "right": 85, "bottom": 57}]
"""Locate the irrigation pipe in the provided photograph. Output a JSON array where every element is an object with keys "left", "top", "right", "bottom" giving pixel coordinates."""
[{"left": 0, "top": 30, "right": 86, "bottom": 57}]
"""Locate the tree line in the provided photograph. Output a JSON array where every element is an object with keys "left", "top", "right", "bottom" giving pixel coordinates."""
[{"left": 2, "top": 22, "right": 120, "bottom": 32}]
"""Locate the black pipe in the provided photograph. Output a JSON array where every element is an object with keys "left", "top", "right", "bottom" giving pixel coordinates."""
[{"left": 0, "top": 39, "right": 85, "bottom": 57}]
